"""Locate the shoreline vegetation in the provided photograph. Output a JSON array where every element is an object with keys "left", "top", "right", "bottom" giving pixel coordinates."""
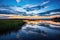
[{"left": 0, "top": 19, "right": 25, "bottom": 33}]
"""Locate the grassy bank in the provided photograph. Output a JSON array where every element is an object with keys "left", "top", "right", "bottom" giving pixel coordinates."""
[{"left": 0, "top": 19, "right": 25, "bottom": 32}]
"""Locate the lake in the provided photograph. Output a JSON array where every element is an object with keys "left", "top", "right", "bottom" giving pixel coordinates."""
[{"left": 0, "top": 23, "right": 60, "bottom": 40}]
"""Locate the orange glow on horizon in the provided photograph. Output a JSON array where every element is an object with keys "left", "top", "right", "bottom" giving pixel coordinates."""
[
  {"left": 24, "top": 20, "right": 60, "bottom": 25},
  {"left": 0, "top": 14, "right": 60, "bottom": 19}
]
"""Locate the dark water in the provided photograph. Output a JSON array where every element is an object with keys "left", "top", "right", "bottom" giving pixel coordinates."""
[{"left": 0, "top": 23, "right": 60, "bottom": 40}]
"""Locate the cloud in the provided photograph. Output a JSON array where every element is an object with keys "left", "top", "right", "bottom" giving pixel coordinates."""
[
  {"left": 45, "top": 12, "right": 60, "bottom": 16},
  {"left": 44, "top": 6, "right": 48, "bottom": 8},
  {"left": 9, "top": 6, "right": 42, "bottom": 15},
  {"left": 16, "top": 0, "right": 21, "bottom": 3},
  {"left": 0, "top": 3, "right": 49, "bottom": 16},
  {"left": 0, "top": 14, "right": 23, "bottom": 19},
  {"left": 0, "top": 14, "right": 20, "bottom": 17},
  {"left": 0, "top": 7, "right": 18, "bottom": 14},
  {"left": 10, "top": 6, "right": 27, "bottom": 12},
  {"left": 41, "top": 0, "right": 50, "bottom": 6},
  {"left": 0, "top": 8, "right": 9, "bottom": 10},
  {"left": 23, "top": 4, "right": 41, "bottom": 11},
  {"left": 23, "top": 4, "right": 39, "bottom": 8},
  {"left": 49, "top": 24, "right": 60, "bottom": 28},
  {"left": 26, "top": 10, "right": 40, "bottom": 15},
  {"left": 21, "top": 24, "right": 41, "bottom": 34},
  {"left": 22, "top": 24, "right": 40, "bottom": 30},
  {"left": 0, "top": 14, "right": 13, "bottom": 19},
  {"left": 50, "top": 12, "right": 60, "bottom": 15}
]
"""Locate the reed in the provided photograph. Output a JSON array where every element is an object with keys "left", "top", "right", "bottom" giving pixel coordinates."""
[{"left": 0, "top": 19, "right": 25, "bottom": 31}]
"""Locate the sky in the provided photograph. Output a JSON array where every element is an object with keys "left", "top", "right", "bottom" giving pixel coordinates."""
[
  {"left": 0, "top": 0, "right": 60, "bottom": 7},
  {"left": 0, "top": 0, "right": 60, "bottom": 16}
]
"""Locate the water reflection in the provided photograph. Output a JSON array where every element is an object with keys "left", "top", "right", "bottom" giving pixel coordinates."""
[{"left": 0, "top": 23, "right": 60, "bottom": 40}]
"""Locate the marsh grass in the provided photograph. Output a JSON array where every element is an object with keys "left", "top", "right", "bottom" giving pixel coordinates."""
[{"left": 0, "top": 19, "right": 25, "bottom": 32}]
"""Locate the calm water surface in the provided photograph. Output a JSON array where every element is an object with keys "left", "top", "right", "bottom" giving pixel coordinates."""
[{"left": 0, "top": 23, "right": 60, "bottom": 40}]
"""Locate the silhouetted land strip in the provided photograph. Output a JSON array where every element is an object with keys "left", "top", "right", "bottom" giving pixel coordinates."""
[{"left": 51, "top": 17, "right": 60, "bottom": 22}]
